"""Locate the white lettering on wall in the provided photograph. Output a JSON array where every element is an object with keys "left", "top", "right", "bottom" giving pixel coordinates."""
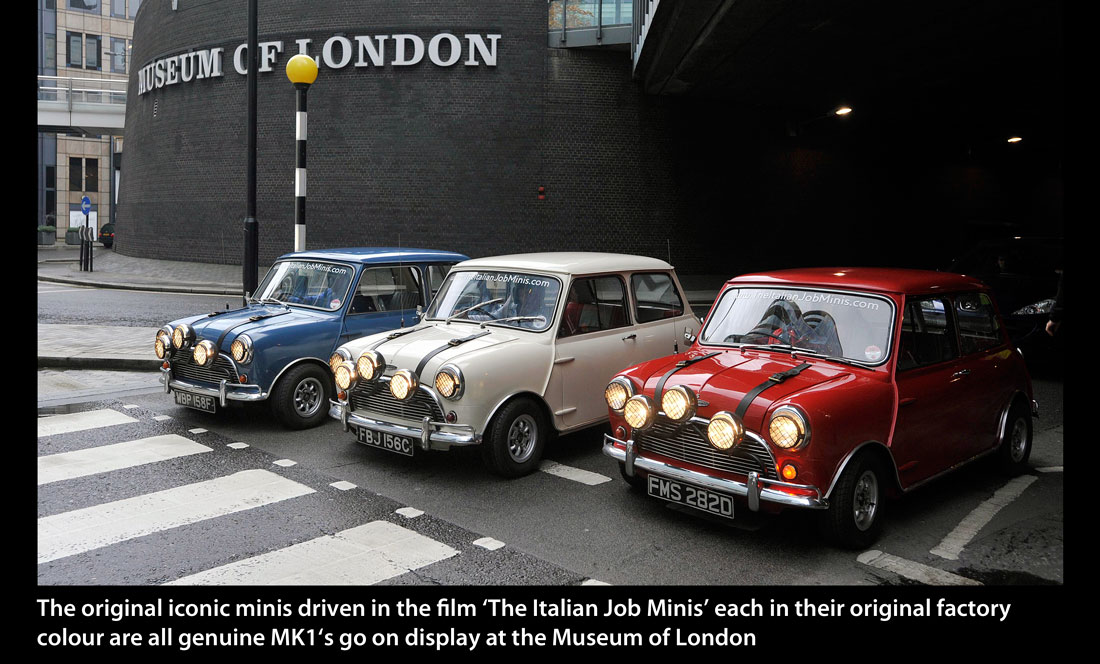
[
  {"left": 137, "top": 31, "right": 500, "bottom": 96},
  {"left": 428, "top": 33, "right": 461, "bottom": 67},
  {"left": 392, "top": 34, "right": 424, "bottom": 66},
  {"left": 354, "top": 35, "right": 387, "bottom": 67},
  {"left": 259, "top": 41, "right": 284, "bottom": 73},
  {"left": 322, "top": 36, "right": 353, "bottom": 69}
]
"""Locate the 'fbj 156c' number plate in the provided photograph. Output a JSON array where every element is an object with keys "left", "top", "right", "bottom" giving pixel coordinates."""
[
  {"left": 647, "top": 475, "right": 734, "bottom": 518},
  {"left": 355, "top": 426, "right": 415, "bottom": 457},
  {"left": 174, "top": 390, "right": 215, "bottom": 413}
]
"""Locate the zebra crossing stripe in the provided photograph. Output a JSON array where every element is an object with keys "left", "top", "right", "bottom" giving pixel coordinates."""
[
  {"left": 37, "top": 469, "right": 315, "bottom": 564},
  {"left": 857, "top": 550, "right": 981, "bottom": 586},
  {"left": 37, "top": 409, "right": 138, "bottom": 437},
  {"left": 37, "top": 434, "right": 212, "bottom": 485},
  {"left": 539, "top": 460, "right": 612, "bottom": 486},
  {"left": 166, "top": 520, "right": 458, "bottom": 585},
  {"left": 930, "top": 475, "right": 1038, "bottom": 560}
]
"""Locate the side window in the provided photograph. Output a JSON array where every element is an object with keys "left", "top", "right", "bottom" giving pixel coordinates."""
[
  {"left": 897, "top": 297, "right": 958, "bottom": 370},
  {"left": 631, "top": 272, "right": 684, "bottom": 323},
  {"left": 427, "top": 263, "right": 454, "bottom": 299},
  {"left": 559, "top": 276, "right": 629, "bottom": 338},
  {"left": 956, "top": 292, "right": 1002, "bottom": 355},
  {"left": 349, "top": 266, "right": 423, "bottom": 314}
]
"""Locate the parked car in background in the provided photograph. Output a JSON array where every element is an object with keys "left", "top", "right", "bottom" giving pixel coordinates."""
[
  {"left": 947, "top": 236, "right": 1063, "bottom": 370},
  {"left": 603, "top": 267, "right": 1035, "bottom": 548},
  {"left": 156, "top": 247, "right": 467, "bottom": 428},
  {"left": 98, "top": 222, "right": 115, "bottom": 248},
  {"left": 329, "top": 252, "right": 699, "bottom": 476}
]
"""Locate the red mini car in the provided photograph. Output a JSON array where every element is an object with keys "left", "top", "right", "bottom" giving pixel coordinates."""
[{"left": 602, "top": 267, "right": 1036, "bottom": 548}]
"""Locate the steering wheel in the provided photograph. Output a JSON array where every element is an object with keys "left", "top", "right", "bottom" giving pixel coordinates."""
[{"left": 731, "top": 326, "right": 790, "bottom": 344}]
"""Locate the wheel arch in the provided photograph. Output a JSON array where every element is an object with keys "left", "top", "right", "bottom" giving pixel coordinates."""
[
  {"left": 485, "top": 391, "right": 556, "bottom": 434},
  {"left": 269, "top": 356, "right": 332, "bottom": 394},
  {"left": 824, "top": 441, "right": 902, "bottom": 500}
]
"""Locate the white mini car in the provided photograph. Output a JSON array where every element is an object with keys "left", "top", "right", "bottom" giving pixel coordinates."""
[{"left": 328, "top": 252, "right": 700, "bottom": 476}]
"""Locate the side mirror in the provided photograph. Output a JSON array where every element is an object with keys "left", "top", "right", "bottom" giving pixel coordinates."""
[
  {"left": 684, "top": 326, "right": 696, "bottom": 344},
  {"left": 416, "top": 304, "right": 424, "bottom": 320}
]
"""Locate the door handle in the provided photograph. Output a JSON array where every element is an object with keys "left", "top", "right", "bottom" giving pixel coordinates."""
[
  {"left": 622, "top": 334, "right": 637, "bottom": 341},
  {"left": 952, "top": 369, "right": 971, "bottom": 379}
]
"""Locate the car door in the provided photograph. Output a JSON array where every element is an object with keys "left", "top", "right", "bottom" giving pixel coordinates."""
[
  {"left": 340, "top": 265, "right": 425, "bottom": 345},
  {"left": 629, "top": 271, "right": 692, "bottom": 359},
  {"left": 553, "top": 275, "right": 639, "bottom": 429},
  {"left": 951, "top": 291, "right": 1015, "bottom": 459},
  {"left": 890, "top": 296, "right": 973, "bottom": 486}
]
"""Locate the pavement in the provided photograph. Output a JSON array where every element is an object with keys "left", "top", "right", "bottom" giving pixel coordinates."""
[{"left": 37, "top": 244, "right": 727, "bottom": 373}]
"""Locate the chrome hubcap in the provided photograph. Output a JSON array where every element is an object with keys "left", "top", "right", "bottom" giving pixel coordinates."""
[
  {"left": 507, "top": 414, "right": 538, "bottom": 463},
  {"left": 293, "top": 377, "right": 323, "bottom": 417},
  {"left": 1010, "top": 417, "right": 1028, "bottom": 462},
  {"left": 853, "top": 470, "right": 879, "bottom": 531}
]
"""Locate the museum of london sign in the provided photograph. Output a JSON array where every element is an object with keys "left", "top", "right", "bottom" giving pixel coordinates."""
[{"left": 137, "top": 31, "right": 501, "bottom": 96}]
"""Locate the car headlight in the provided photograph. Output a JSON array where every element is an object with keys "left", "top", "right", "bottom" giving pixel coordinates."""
[
  {"left": 154, "top": 331, "right": 172, "bottom": 359},
  {"left": 192, "top": 340, "right": 218, "bottom": 367},
  {"left": 661, "top": 385, "right": 696, "bottom": 422},
  {"left": 1012, "top": 298, "right": 1056, "bottom": 316},
  {"left": 768, "top": 405, "right": 809, "bottom": 450},
  {"left": 604, "top": 377, "right": 634, "bottom": 412},
  {"left": 356, "top": 350, "right": 385, "bottom": 382},
  {"left": 706, "top": 411, "right": 744, "bottom": 451},
  {"left": 389, "top": 369, "right": 418, "bottom": 401},
  {"left": 230, "top": 334, "right": 254, "bottom": 364},
  {"left": 334, "top": 361, "right": 358, "bottom": 391},
  {"left": 329, "top": 348, "right": 351, "bottom": 373},
  {"left": 173, "top": 323, "right": 195, "bottom": 349},
  {"left": 434, "top": 364, "right": 463, "bottom": 400},
  {"left": 623, "top": 394, "right": 655, "bottom": 431}
]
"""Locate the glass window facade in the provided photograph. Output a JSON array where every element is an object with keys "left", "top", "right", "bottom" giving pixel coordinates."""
[
  {"left": 68, "top": 0, "right": 101, "bottom": 12},
  {"left": 67, "top": 31, "right": 82, "bottom": 67},
  {"left": 86, "top": 34, "right": 101, "bottom": 70},
  {"left": 110, "top": 37, "right": 126, "bottom": 73}
]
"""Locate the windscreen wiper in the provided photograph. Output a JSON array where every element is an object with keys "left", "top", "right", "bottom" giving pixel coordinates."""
[
  {"left": 480, "top": 315, "right": 546, "bottom": 328},
  {"left": 446, "top": 298, "right": 502, "bottom": 324}
]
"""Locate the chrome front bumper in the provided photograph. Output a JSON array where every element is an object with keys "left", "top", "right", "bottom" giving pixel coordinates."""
[
  {"left": 329, "top": 400, "right": 481, "bottom": 452},
  {"left": 603, "top": 433, "right": 827, "bottom": 511},
  {"left": 159, "top": 367, "right": 266, "bottom": 407}
]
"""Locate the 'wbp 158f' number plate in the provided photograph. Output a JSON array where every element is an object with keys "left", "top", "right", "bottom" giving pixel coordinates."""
[
  {"left": 647, "top": 475, "right": 734, "bottom": 518},
  {"left": 355, "top": 426, "right": 415, "bottom": 457}
]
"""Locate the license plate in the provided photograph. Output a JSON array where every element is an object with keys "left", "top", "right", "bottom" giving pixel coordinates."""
[
  {"left": 355, "top": 426, "right": 415, "bottom": 457},
  {"left": 647, "top": 475, "right": 734, "bottom": 518},
  {"left": 174, "top": 390, "right": 216, "bottom": 413}
]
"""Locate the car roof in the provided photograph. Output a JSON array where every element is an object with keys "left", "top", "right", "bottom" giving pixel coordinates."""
[
  {"left": 726, "top": 267, "right": 988, "bottom": 294},
  {"left": 453, "top": 252, "right": 674, "bottom": 275},
  {"left": 275, "top": 247, "right": 469, "bottom": 264}
]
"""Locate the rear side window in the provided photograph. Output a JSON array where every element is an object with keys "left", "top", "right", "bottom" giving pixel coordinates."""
[
  {"left": 559, "top": 276, "right": 630, "bottom": 337},
  {"left": 897, "top": 297, "right": 958, "bottom": 370},
  {"left": 349, "top": 266, "right": 423, "bottom": 314},
  {"left": 631, "top": 272, "right": 684, "bottom": 323},
  {"left": 956, "top": 292, "right": 1002, "bottom": 355}
]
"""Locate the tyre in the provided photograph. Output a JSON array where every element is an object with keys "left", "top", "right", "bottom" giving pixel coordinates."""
[
  {"left": 819, "top": 452, "right": 886, "bottom": 549},
  {"left": 618, "top": 462, "right": 646, "bottom": 491},
  {"left": 481, "top": 398, "right": 547, "bottom": 478},
  {"left": 996, "top": 403, "right": 1032, "bottom": 475},
  {"left": 271, "top": 363, "right": 331, "bottom": 429}
]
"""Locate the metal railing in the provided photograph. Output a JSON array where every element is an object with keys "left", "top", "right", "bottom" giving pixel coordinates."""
[
  {"left": 549, "top": 1, "right": 634, "bottom": 47},
  {"left": 38, "top": 75, "right": 128, "bottom": 109}
]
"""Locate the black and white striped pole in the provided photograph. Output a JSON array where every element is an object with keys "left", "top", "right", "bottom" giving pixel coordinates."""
[{"left": 286, "top": 54, "right": 318, "bottom": 252}]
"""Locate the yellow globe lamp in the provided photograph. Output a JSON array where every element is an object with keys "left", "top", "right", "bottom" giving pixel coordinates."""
[{"left": 286, "top": 54, "right": 318, "bottom": 87}]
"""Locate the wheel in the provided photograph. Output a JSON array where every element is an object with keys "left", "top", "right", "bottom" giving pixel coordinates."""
[
  {"left": 481, "top": 398, "right": 547, "bottom": 478},
  {"left": 271, "top": 363, "right": 331, "bottom": 429},
  {"left": 618, "top": 462, "right": 645, "bottom": 491},
  {"left": 819, "top": 452, "right": 886, "bottom": 549},
  {"left": 996, "top": 403, "right": 1032, "bottom": 475},
  {"left": 101, "top": 239, "right": 113, "bottom": 249}
]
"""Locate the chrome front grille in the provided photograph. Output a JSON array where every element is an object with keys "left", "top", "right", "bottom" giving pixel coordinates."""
[
  {"left": 636, "top": 420, "right": 779, "bottom": 480},
  {"left": 349, "top": 381, "right": 444, "bottom": 423},
  {"left": 170, "top": 350, "right": 238, "bottom": 384}
]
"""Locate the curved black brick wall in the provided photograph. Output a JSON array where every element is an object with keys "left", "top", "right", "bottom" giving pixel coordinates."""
[{"left": 117, "top": 0, "right": 707, "bottom": 271}]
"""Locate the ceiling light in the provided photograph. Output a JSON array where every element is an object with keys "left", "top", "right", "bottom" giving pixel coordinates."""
[
  {"left": 835, "top": 107, "right": 853, "bottom": 116},
  {"left": 1007, "top": 136, "right": 1022, "bottom": 143}
]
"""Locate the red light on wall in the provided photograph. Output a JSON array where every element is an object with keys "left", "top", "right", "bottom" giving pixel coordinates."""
[{"left": 537, "top": 186, "right": 546, "bottom": 200}]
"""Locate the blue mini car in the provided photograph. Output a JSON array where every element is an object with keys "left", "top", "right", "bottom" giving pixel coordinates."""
[{"left": 155, "top": 247, "right": 468, "bottom": 428}]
